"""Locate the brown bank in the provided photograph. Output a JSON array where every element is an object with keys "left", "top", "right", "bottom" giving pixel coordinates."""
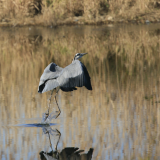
[{"left": 1, "top": 0, "right": 160, "bottom": 27}]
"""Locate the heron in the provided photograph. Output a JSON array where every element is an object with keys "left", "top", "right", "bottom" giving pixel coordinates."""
[{"left": 38, "top": 53, "right": 92, "bottom": 118}]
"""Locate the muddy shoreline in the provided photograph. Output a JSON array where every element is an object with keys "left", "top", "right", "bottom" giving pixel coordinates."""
[{"left": 0, "top": 14, "right": 160, "bottom": 27}]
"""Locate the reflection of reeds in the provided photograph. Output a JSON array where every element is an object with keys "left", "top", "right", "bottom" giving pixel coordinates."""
[{"left": 0, "top": 25, "right": 160, "bottom": 159}]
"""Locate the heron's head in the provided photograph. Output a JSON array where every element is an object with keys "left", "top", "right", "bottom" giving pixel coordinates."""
[{"left": 74, "top": 53, "right": 88, "bottom": 60}]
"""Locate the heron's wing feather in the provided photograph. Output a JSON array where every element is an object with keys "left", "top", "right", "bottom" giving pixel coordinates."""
[
  {"left": 38, "top": 63, "right": 63, "bottom": 93},
  {"left": 41, "top": 79, "right": 59, "bottom": 93},
  {"left": 40, "top": 62, "right": 63, "bottom": 82},
  {"left": 58, "top": 60, "right": 92, "bottom": 90},
  {"left": 80, "top": 62, "right": 92, "bottom": 90}
]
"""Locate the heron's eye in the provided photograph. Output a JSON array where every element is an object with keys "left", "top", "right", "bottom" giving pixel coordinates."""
[{"left": 75, "top": 53, "right": 80, "bottom": 58}]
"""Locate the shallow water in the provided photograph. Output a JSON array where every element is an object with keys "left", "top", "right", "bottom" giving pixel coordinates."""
[{"left": 1, "top": 24, "right": 160, "bottom": 160}]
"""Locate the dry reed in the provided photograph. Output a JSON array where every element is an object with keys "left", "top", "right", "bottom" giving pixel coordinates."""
[{"left": 0, "top": 0, "right": 160, "bottom": 26}]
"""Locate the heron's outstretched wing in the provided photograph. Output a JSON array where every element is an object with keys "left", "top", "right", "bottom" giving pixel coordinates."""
[
  {"left": 58, "top": 60, "right": 92, "bottom": 91},
  {"left": 38, "top": 63, "right": 63, "bottom": 93}
]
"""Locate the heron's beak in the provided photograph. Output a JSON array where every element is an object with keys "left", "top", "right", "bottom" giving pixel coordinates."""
[{"left": 82, "top": 53, "right": 88, "bottom": 56}]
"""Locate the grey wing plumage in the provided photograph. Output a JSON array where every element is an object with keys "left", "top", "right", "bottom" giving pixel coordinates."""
[
  {"left": 58, "top": 60, "right": 92, "bottom": 91},
  {"left": 38, "top": 63, "right": 63, "bottom": 93}
]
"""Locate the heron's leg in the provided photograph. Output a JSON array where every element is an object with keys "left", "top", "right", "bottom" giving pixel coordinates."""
[
  {"left": 48, "top": 132, "right": 53, "bottom": 152},
  {"left": 45, "top": 89, "right": 54, "bottom": 120},
  {"left": 55, "top": 129, "right": 61, "bottom": 151},
  {"left": 49, "top": 89, "right": 54, "bottom": 104},
  {"left": 52, "top": 129, "right": 60, "bottom": 159},
  {"left": 47, "top": 129, "right": 61, "bottom": 156},
  {"left": 54, "top": 88, "right": 61, "bottom": 119}
]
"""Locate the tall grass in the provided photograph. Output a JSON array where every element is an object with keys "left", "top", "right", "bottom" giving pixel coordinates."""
[
  {"left": 0, "top": 25, "right": 160, "bottom": 159},
  {"left": 0, "top": 0, "right": 159, "bottom": 25}
]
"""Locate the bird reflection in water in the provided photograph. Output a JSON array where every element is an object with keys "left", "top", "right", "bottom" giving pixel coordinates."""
[{"left": 39, "top": 127, "right": 94, "bottom": 160}]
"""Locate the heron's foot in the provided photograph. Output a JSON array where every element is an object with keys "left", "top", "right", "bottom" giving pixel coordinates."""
[
  {"left": 45, "top": 112, "right": 49, "bottom": 116},
  {"left": 44, "top": 112, "right": 49, "bottom": 121},
  {"left": 55, "top": 110, "right": 61, "bottom": 119}
]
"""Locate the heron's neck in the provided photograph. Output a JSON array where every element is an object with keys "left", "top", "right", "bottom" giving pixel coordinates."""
[{"left": 72, "top": 57, "right": 76, "bottom": 63}]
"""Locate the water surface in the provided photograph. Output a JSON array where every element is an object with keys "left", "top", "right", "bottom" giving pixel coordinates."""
[{"left": 1, "top": 24, "right": 160, "bottom": 160}]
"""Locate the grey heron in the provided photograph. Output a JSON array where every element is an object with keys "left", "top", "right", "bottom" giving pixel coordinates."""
[{"left": 38, "top": 53, "right": 92, "bottom": 118}]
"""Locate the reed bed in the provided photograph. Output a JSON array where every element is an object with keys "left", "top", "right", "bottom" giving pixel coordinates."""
[
  {"left": 0, "top": 25, "right": 160, "bottom": 159},
  {"left": 0, "top": 0, "right": 160, "bottom": 26}
]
